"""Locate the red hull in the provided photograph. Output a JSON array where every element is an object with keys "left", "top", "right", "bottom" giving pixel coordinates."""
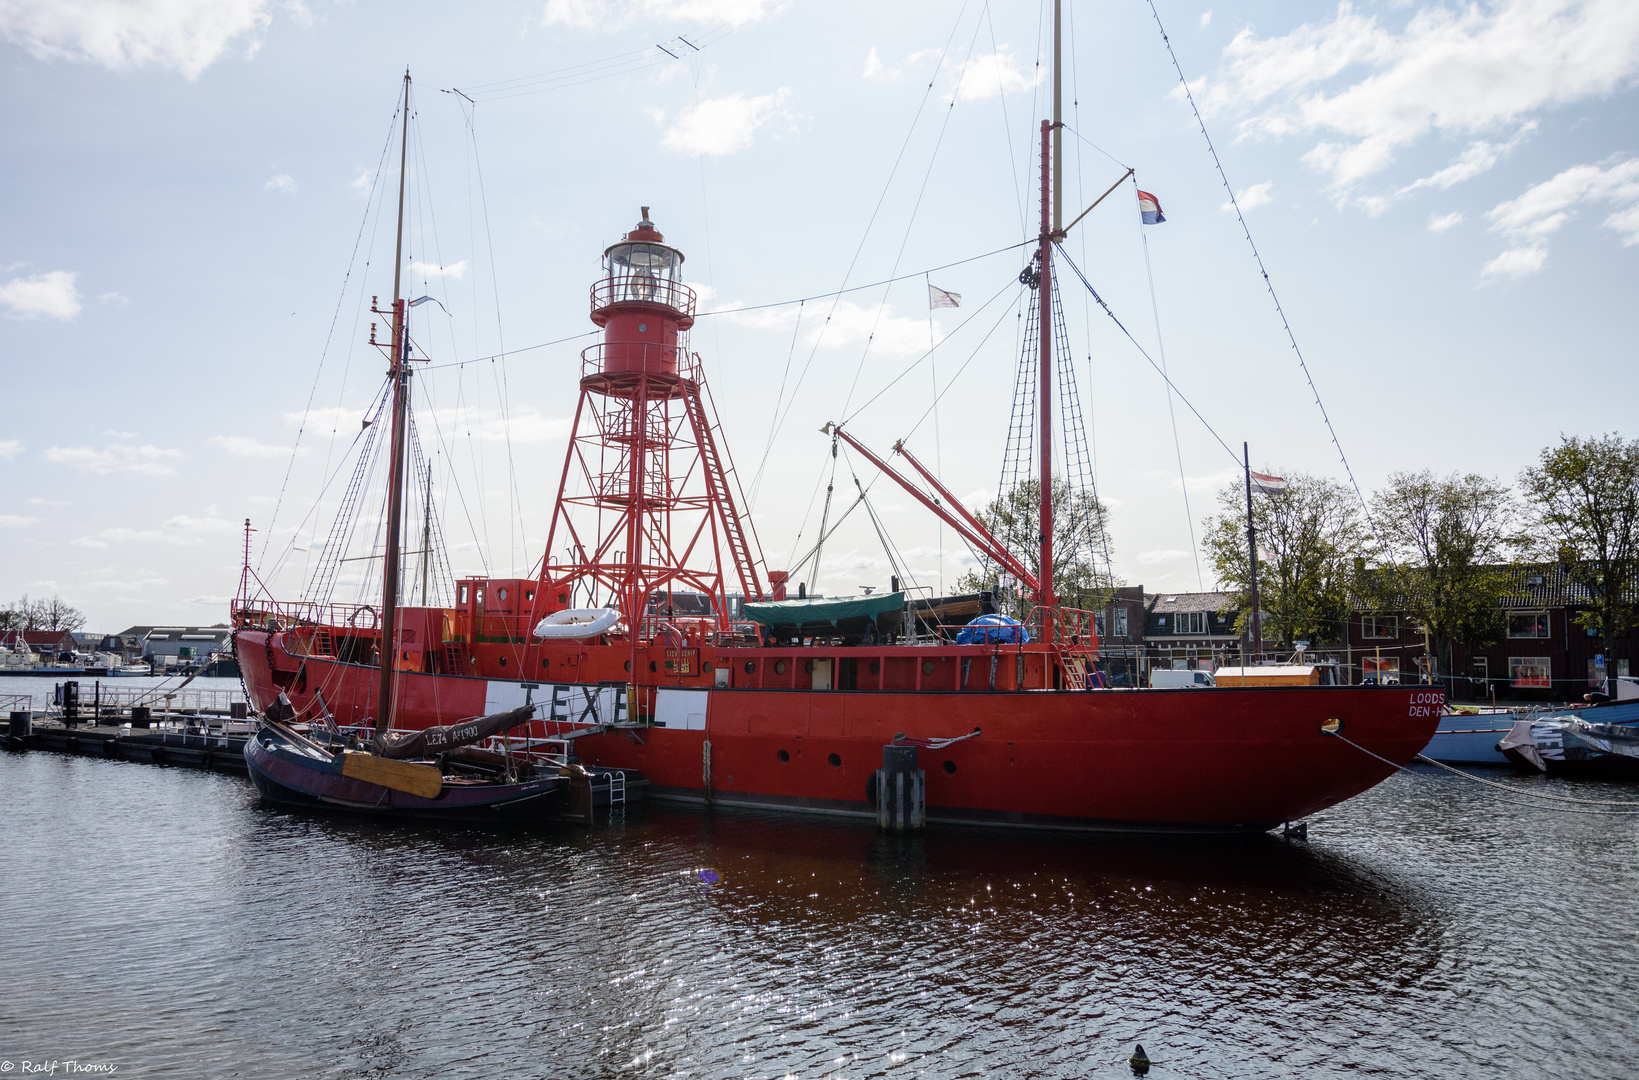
[{"left": 235, "top": 628, "right": 1440, "bottom": 832}]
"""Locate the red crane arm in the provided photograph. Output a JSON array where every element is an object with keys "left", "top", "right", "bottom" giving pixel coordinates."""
[{"left": 825, "top": 424, "right": 1039, "bottom": 593}]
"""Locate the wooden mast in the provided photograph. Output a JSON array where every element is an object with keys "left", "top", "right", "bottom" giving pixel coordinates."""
[
  {"left": 1036, "top": 0, "right": 1062, "bottom": 615},
  {"left": 374, "top": 69, "right": 412, "bottom": 748}
]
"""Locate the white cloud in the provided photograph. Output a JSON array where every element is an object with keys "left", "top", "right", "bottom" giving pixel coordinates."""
[
  {"left": 409, "top": 259, "right": 468, "bottom": 280},
  {"left": 98, "top": 290, "right": 130, "bottom": 306},
  {"left": 0, "top": 439, "right": 21, "bottom": 460},
  {"left": 0, "top": 0, "right": 274, "bottom": 80},
  {"left": 209, "top": 435, "right": 300, "bottom": 458},
  {"left": 0, "top": 270, "right": 82, "bottom": 320},
  {"left": 717, "top": 297, "right": 936, "bottom": 357},
  {"left": 659, "top": 89, "right": 793, "bottom": 156},
  {"left": 1224, "top": 181, "right": 1274, "bottom": 211},
  {"left": 163, "top": 513, "right": 238, "bottom": 533},
  {"left": 1201, "top": 10, "right": 1213, "bottom": 29},
  {"left": 954, "top": 47, "right": 1043, "bottom": 101},
  {"left": 863, "top": 46, "right": 939, "bottom": 83},
  {"left": 266, "top": 173, "right": 295, "bottom": 193},
  {"left": 1481, "top": 244, "right": 1548, "bottom": 279},
  {"left": 27, "top": 498, "right": 69, "bottom": 507},
  {"left": 0, "top": 515, "right": 38, "bottom": 528},
  {"left": 1208, "top": 0, "right": 1639, "bottom": 191},
  {"left": 1486, "top": 157, "right": 1639, "bottom": 242},
  {"left": 349, "top": 169, "right": 374, "bottom": 197},
  {"left": 44, "top": 442, "right": 185, "bottom": 477},
  {"left": 541, "top": 0, "right": 774, "bottom": 31},
  {"left": 1428, "top": 211, "right": 1464, "bottom": 232}
]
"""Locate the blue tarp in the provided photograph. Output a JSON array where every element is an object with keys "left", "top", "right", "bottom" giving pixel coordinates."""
[{"left": 954, "top": 613, "right": 1029, "bottom": 645}]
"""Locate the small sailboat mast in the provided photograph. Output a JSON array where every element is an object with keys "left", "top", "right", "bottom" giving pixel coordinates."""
[{"left": 375, "top": 68, "right": 413, "bottom": 746}]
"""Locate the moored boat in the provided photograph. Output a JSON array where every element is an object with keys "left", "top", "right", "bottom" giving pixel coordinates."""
[{"left": 233, "top": 45, "right": 1443, "bottom": 834}]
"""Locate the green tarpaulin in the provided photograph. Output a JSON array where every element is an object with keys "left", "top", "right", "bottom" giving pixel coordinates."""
[{"left": 742, "top": 591, "right": 904, "bottom": 627}]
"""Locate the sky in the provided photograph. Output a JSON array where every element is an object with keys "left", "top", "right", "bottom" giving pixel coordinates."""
[{"left": 1, "top": 0, "right": 1635, "bottom": 633}]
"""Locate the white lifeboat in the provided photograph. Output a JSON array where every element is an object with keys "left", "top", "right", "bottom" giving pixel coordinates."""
[{"left": 532, "top": 607, "right": 621, "bottom": 640}]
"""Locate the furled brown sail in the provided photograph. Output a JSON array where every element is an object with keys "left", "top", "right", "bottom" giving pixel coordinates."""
[{"left": 373, "top": 705, "right": 536, "bottom": 759}]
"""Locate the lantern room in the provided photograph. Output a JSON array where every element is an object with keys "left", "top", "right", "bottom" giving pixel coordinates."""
[{"left": 588, "top": 207, "right": 696, "bottom": 381}]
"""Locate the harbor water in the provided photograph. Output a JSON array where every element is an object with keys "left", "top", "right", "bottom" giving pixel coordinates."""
[{"left": 2, "top": 736, "right": 1636, "bottom": 1077}]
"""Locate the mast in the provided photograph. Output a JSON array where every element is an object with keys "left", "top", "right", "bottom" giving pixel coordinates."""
[
  {"left": 1243, "top": 442, "right": 1263, "bottom": 663},
  {"left": 375, "top": 69, "right": 412, "bottom": 747},
  {"left": 1036, "top": 2, "right": 1063, "bottom": 615}
]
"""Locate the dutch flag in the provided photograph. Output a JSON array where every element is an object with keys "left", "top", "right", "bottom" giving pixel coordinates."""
[{"left": 1137, "top": 190, "right": 1165, "bottom": 225}]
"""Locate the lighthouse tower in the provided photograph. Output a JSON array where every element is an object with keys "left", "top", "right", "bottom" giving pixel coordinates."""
[{"left": 539, "top": 209, "right": 765, "bottom": 632}]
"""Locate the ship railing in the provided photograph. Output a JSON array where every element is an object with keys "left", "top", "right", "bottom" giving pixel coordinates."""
[
  {"left": 590, "top": 274, "right": 697, "bottom": 318},
  {"left": 579, "top": 342, "right": 701, "bottom": 381},
  {"left": 53, "top": 686, "right": 247, "bottom": 715},
  {"left": 1, "top": 692, "right": 31, "bottom": 714},
  {"left": 233, "top": 600, "right": 383, "bottom": 634},
  {"left": 1028, "top": 605, "right": 1103, "bottom": 649}
]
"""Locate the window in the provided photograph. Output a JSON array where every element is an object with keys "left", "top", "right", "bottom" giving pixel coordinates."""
[
  {"left": 1094, "top": 612, "right": 1107, "bottom": 637},
  {"left": 1508, "top": 612, "right": 1550, "bottom": 638},
  {"left": 1176, "top": 612, "right": 1206, "bottom": 635},
  {"left": 1114, "top": 609, "right": 1128, "bottom": 637},
  {"left": 1469, "top": 656, "right": 1488, "bottom": 681},
  {"left": 1589, "top": 657, "right": 1607, "bottom": 688},
  {"left": 1510, "top": 657, "right": 1551, "bottom": 688},
  {"left": 1363, "top": 656, "right": 1400, "bottom": 684},
  {"left": 1362, "top": 615, "right": 1397, "bottom": 639}
]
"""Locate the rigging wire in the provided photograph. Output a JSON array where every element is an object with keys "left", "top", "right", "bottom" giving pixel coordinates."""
[
  {"left": 260, "top": 90, "right": 400, "bottom": 575},
  {"left": 747, "top": 0, "right": 976, "bottom": 509},
  {"left": 1053, "top": 245, "right": 1240, "bottom": 469},
  {"left": 1134, "top": 175, "right": 1205, "bottom": 589},
  {"left": 1143, "top": 0, "right": 1385, "bottom": 552},
  {"left": 837, "top": 4, "right": 990, "bottom": 420},
  {"left": 449, "top": 22, "right": 739, "bottom": 102}
]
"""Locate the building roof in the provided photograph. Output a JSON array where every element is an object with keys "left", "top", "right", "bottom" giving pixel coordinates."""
[
  {"left": 1351, "top": 562, "right": 1629, "bottom": 612},
  {"left": 1147, "top": 591, "right": 1239, "bottom": 614}
]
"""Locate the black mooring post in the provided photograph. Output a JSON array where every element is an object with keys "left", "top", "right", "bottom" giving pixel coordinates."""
[{"left": 876, "top": 742, "right": 925, "bottom": 831}]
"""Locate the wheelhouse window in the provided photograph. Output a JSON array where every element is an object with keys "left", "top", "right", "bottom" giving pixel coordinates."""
[
  {"left": 1362, "top": 615, "right": 1397, "bottom": 639},
  {"left": 1363, "top": 656, "right": 1400, "bottom": 684},
  {"left": 1510, "top": 657, "right": 1551, "bottom": 687},
  {"left": 1508, "top": 612, "right": 1550, "bottom": 638}
]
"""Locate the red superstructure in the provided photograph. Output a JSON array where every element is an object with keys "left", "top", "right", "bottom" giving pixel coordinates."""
[{"left": 232, "top": 207, "right": 1442, "bottom": 834}]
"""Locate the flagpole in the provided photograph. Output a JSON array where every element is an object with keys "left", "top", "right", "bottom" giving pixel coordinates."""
[{"left": 1244, "top": 441, "right": 1263, "bottom": 663}]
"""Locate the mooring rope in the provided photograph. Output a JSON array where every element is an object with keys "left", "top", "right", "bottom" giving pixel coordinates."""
[{"left": 1333, "top": 733, "right": 1639, "bottom": 815}]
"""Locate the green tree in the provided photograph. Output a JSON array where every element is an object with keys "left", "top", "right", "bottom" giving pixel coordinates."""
[
  {"left": 954, "top": 477, "right": 1117, "bottom": 619},
  {"left": 1203, "top": 471, "right": 1369, "bottom": 648},
  {"left": 1367, "top": 471, "right": 1515, "bottom": 683},
  {"left": 1519, "top": 433, "right": 1639, "bottom": 660}
]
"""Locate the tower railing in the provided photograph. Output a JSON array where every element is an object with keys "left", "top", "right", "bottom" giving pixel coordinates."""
[{"left": 590, "top": 274, "right": 697, "bottom": 317}]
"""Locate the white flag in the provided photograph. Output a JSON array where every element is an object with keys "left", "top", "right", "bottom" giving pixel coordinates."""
[{"left": 928, "top": 284, "right": 961, "bottom": 309}]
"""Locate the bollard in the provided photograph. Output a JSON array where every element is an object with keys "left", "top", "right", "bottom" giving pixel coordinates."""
[
  {"left": 62, "top": 680, "right": 80, "bottom": 726},
  {"left": 229, "top": 701, "right": 249, "bottom": 720},
  {"left": 875, "top": 742, "right": 925, "bottom": 831},
  {"left": 8, "top": 710, "right": 30, "bottom": 743},
  {"left": 130, "top": 706, "right": 151, "bottom": 728}
]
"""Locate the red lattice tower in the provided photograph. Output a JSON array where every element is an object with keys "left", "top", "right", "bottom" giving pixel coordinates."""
[{"left": 539, "top": 209, "right": 765, "bottom": 632}]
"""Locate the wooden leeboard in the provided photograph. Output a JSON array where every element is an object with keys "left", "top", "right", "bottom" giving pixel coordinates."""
[{"left": 339, "top": 751, "right": 443, "bottom": 799}]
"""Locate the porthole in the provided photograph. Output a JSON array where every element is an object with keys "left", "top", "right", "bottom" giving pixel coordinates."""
[
  {"left": 827, "top": 753, "right": 842, "bottom": 767},
  {"left": 498, "top": 587, "right": 508, "bottom": 600},
  {"left": 869, "top": 660, "right": 880, "bottom": 675},
  {"left": 542, "top": 659, "right": 549, "bottom": 669},
  {"left": 774, "top": 661, "right": 786, "bottom": 675},
  {"left": 638, "top": 322, "right": 648, "bottom": 332},
  {"left": 744, "top": 661, "right": 755, "bottom": 674},
  {"left": 525, "top": 590, "right": 534, "bottom": 602},
  {"left": 922, "top": 660, "right": 934, "bottom": 675},
  {"left": 649, "top": 661, "right": 658, "bottom": 672},
  {"left": 702, "top": 661, "right": 712, "bottom": 673},
  {"left": 499, "top": 656, "right": 507, "bottom": 667},
  {"left": 943, "top": 760, "right": 956, "bottom": 775},
  {"left": 624, "top": 660, "right": 632, "bottom": 672},
  {"left": 805, "top": 660, "right": 814, "bottom": 673},
  {"left": 778, "top": 749, "right": 790, "bottom": 763}
]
